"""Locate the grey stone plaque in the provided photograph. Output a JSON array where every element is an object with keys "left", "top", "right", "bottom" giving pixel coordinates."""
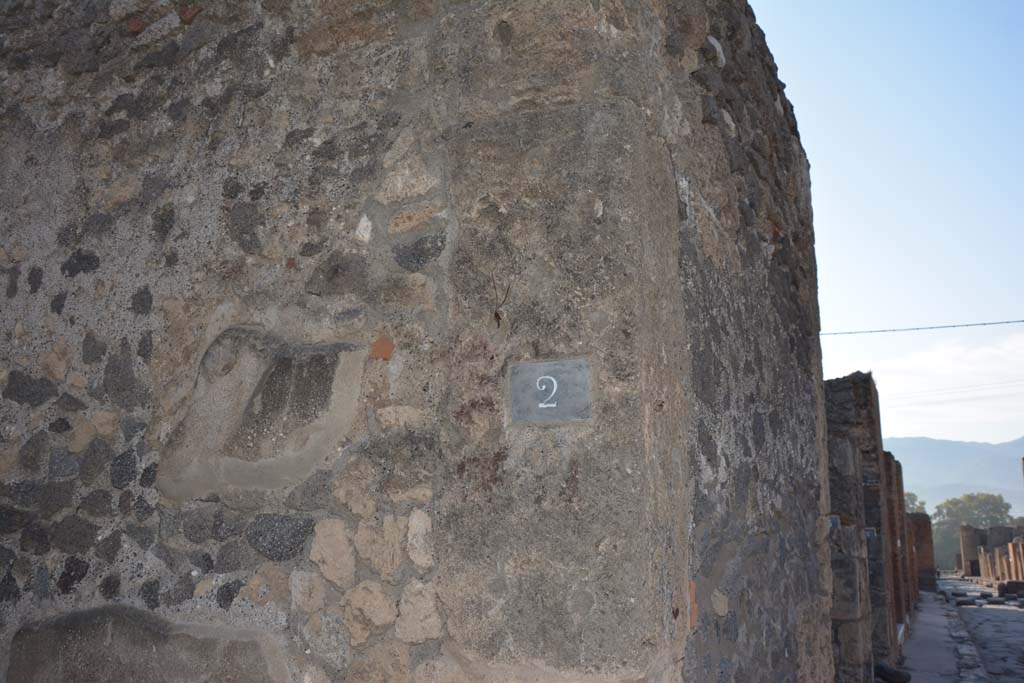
[{"left": 509, "top": 358, "right": 592, "bottom": 425}]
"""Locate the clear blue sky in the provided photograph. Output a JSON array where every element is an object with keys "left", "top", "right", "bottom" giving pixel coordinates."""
[{"left": 752, "top": 1, "right": 1024, "bottom": 443}]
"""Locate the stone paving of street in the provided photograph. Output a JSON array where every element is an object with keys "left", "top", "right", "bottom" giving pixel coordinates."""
[
  {"left": 946, "top": 579, "right": 1024, "bottom": 682},
  {"left": 902, "top": 589, "right": 960, "bottom": 682},
  {"left": 905, "top": 576, "right": 1024, "bottom": 682},
  {"left": 959, "top": 603, "right": 1024, "bottom": 681}
]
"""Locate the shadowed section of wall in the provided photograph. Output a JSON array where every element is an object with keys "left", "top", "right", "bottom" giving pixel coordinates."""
[
  {"left": 8, "top": 606, "right": 286, "bottom": 682},
  {"left": 825, "top": 374, "right": 875, "bottom": 682},
  {"left": 826, "top": 372, "right": 922, "bottom": 679},
  {"left": 909, "top": 513, "right": 936, "bottom": 592}
]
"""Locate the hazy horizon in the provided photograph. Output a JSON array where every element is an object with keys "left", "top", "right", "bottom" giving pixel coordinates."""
[{"left": 884, "top": 434, "right": 1024, "bottom": 516}]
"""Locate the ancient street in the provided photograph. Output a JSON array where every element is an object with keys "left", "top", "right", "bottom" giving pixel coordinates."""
[{"left": 903, "top": 578, "right": 1024, "bottom": 683}]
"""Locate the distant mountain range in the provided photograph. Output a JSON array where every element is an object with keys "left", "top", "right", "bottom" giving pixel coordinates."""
[{"left": 883, "top": 435, "right": 1024, "bottom": 516}]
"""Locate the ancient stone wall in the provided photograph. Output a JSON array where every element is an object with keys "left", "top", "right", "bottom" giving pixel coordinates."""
[
  {"left": 904, "top": 514, "right": 918, "bottom": 605},
  {"left": 882, "top": 453, "right": 902, "bottom": 628},
  {"left": 909, "top": 513, "right": 936, "bottom": 592},
  {"left": 894, "top": 460, "right": 915, "bottom": 617},
  {"left": 964, "top": 525, "right": 1024, "bottom": 583},
  {"left": 881, "top": 452, "right": 912, "bottom": 633},
  {"left": 830, "top": 373, "right": 897, "bottom": 663},
  {"left": 1009, "top": 539, "right": 1024, "bottom": 582},
  {"left": 824, "top": 371, "right": 939, "bottom": 682},
  {"left": 825, "top": 374, "right": 922, "bottom": 677},
  {"left": 904, "top": 516, "right": 914, "bottom": 600},
  {"left": 824, "top": 375, "right": 874, "bottom": 682},
  {"left": 961, "top": 526, "right": 981, "bottom": 576},
  {"left": 0, "top": 1, "right": 832, "bottom": 681}
]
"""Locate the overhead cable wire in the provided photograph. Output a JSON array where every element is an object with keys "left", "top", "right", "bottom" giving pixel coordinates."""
[{"left": 820, "top": 319, "right": 1024, "bottom": 336}]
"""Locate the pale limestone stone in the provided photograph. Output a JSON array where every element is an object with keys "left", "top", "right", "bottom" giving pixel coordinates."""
[
  {"left": 310, "top": 518, "right": 356, "bottom": 589},
  {"left": 413, "top": 656, "right": 470, "bottom": 683},
  {"left": 355, "top": 214, "right": 373, "bottom": 243},
  {"left": 332, "top": 458, "right": 377, "bottom": 518},
  {"left": 301, "top": 609, "right": 350, "bottom": 671},
  {"left": 354, "top": 514, "right": 407, "bottom": 581},
  {"left": 67, "top": 417, "right": 97, "bottom": 453},
  {"left": 388, "top": 485, "right": 433, "bottom": 505},
  {"left": 346, "top": 580, "right": 397, "bottom": 627},
  {"left": 376, "top": 154, "right": 438, "bottom": 204},
  {"left": 707, "top": 35, "right": 727, "bottom": 68},
  {"left": 290, "top": 570, "right": 327, "bottom": 614},
  {"left": 396, "top": 580, "right": 442, "bottom": 643},
  {"left": 389, "top": 202, "right": 444, "bottom": 234},
  {"left": 66, "top": 371, "right": 87, "bottom": 390},
  {"left": 40, "top": 339, "right": 71, "bottom": 382},
  {"left": 240, "top": 562, "right": 290, "bottom": 608},
  {"left": 376, "top": 405, "right": 428, "bottom": 431},
  {"left": 343, "top": 606, "right": 372, "bottom": 646},
  {"left": 407, "top": 508, "right": 434, "bottom": 571},
  {"left": 341, "top": 579, "right": 398, "bottom": 646},
  {"left": 721, "top": 109, "right": 737, "bottom": 138},
  {"left": 399, "top": 273, "right": 435, "bottom": 311},
  {"left": 193, "top": 576, "right": 216, "bottom": 598},
  {"left": 300, "top": 665, "right": 331, "bottom": 683},
  {"left": 712, "top": 589, "right": 729, "bottom": 617},
  {"left": 91, "top": 410, "right": 119, "bottom": 437},
  {"left": 348, "top": 641, "right": 411, "bottom": 683}
]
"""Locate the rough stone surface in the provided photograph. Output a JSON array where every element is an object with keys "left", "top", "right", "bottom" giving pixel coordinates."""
[
  {"left": 354, "top": 514, "right": 407, "bottom": 582},
  {"left": 245, "top": 514, "right": 314, "bottom": 562},
  {"left": 407, "top": 508, "right": 435, "bottom": 571},
  {"left": 51, "top": 515, "right": 99, "bottom": 555},
  {"left": 396, "top": 580, "right": 443, "bottom": 644},
  {"left": 832, "top": 374, "right": 897, "bottom": 665},
  {"left": 826, "top": 373, "right": 879, "bottom": 682},
  {"left": 309, "top": 518, "right": 356, "bottom": 589},
  {"left": 0, "top": 1, "right": 831, "bottom": 680},
  {"left": 290, "top": 570, "right": 327, "bottom": 615},
  {"left": 347, "top": 580, "right": 398, "bottom": 627}
]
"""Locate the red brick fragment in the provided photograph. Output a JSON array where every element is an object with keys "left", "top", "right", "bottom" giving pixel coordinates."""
[
  {"left": 286, "top": 257, "right": 297, "bottom": 270},
  {"left": 126, "top": 16, "right": 147, "bottom": 35},
  {"left": 178, "top": 5, "right": 202, "bottom": 25},
  {"left": 369, "top": 335, "right": 394, "bottom": 361}
]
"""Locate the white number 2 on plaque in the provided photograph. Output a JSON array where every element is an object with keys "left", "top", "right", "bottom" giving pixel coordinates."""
[{"left": 537, "top": 375, "right": 558, "bottom": 408}]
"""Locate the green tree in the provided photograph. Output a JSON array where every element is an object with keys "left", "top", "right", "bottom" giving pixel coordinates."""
[
  {"left": 904, "top": 492, "right": 927, "bottom": 514},
  {"left": 931, "top": 492, "right": 1012, "bottom": 569}
]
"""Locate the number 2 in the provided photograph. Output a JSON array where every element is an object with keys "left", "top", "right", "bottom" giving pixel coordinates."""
[{"left": 537, "top": 375, "right": 558, "bottom": 408}]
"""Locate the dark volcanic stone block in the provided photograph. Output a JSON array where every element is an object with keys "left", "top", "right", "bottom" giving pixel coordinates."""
[
  {"left": 245, "top": 514, "right": 313, "bottom": 561},
  {"left": 3, "top": 371, "right": 57, "bottom": 407}
]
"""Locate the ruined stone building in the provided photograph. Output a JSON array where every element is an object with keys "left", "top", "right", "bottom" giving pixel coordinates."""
[
  {"left": 823, "top": 374, "right": 874, "bottom": 682},
  {"left": 960, "top": 524, "right": 1024, "bottom": 585},
  {"left": 0, "top": 1, "right": 943, "bottom": 681},
  {"left": 824, "top": 373, "right": 925, "bottom": 682},
  {"left": 909, "top": 513, "right": 935, "bottom": 592}
]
